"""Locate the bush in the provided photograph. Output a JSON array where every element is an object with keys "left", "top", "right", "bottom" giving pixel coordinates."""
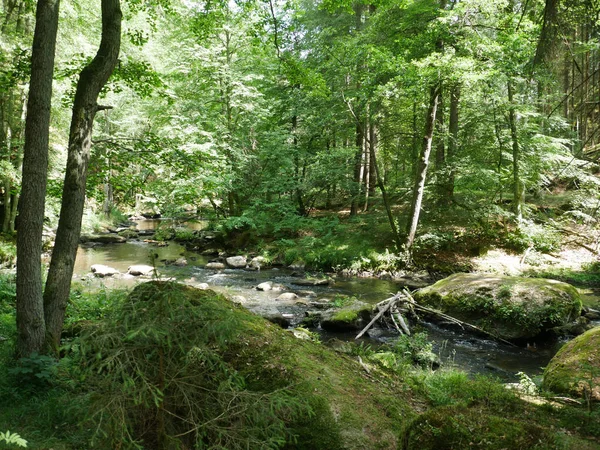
[{"left": 74, "top": 282, "right": 314, "bottom": 449}]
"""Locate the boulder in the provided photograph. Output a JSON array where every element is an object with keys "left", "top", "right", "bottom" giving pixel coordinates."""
[
  {"left": 250, "top": 256, "right": 269, "bottom": 270},
  {"left": 256, "top": 281, "right": 273, "bottom": 291},
  {"left": 128, "top": 265, "right": 155, "bottom": 276},
  {"left": 543, "top": 326, "right": 600, "bottom": 401},
  {"left": 91, "top": 264, "right": 119, "bottom": 277},
  {"left": 205, "top": 262, "right": 226, "bottom": 270},
  {"left": 226, "top": 256, "right": 247, "bottom": 269},
  {"left": 320, "top": 301, "right": 372, "bottom": 332},
  {"left": 413, "top": 273, "right": 582, "bottom": 340}
]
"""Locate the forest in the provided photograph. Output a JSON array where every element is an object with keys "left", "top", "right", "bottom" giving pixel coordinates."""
[{"left": 1, "top": 0, "right": 600, "bottom": 448}]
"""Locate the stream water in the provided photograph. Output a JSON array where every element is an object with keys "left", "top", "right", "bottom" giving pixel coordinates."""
[{"left": 72, "top": 221, "right": 574, "bottom": 382}]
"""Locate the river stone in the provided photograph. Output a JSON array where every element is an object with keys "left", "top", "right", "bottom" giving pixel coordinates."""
[
  {"left": 256, "top": 281, "right": 273, "bottom": 291},
  {"left": 250, "top": 256, "right": 268, "bottom": 270},
  {"left": 172, "top": 257, "right": 188, "bottom": 267},
  {"left": 128, "top": 265, "right": 155, "bottom": 276},
  {"left": 276, "top": 292, "right": 299, "bottom": 301},
  {"left": 413, "top": 273, "right": 582, "bottom": 341},
  {"left": 91, "top": 264, "right": 119, "bottom": 277},
  {"left": 226, "top": 256, "right": 247, "bottom": 269},
  {"left": 320, "top": 301, "right": 372, "bottom": 332},
  {"left": 543, "top": 326, "right": 600, "bottom": 401},
  {"left": 206, "top": 262, "right": 226, "bottom": 270},
  {"left": 85, "top": 234, "right": 127, "bottom": 244}
]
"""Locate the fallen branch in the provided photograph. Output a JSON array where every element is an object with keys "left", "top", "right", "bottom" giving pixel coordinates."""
[{"left": 355, "top": 293, "right": 402, "bottom": 339}]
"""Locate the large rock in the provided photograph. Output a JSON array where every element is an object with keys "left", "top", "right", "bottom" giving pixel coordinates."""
[
  {"left": 543, "top": 327, "right": 600, "bottom": 401},
  {"left": 320, "top": 301, "right": 372, "bottom": 332},
  {"left": 91, "top": 264, "right": 119, "bottom": 277},
  {"left": 225, "top": 256, "right": 247, "bottom": 269},
  {"left": 128, "top": 265, "right": 155, "bottom": 276},
  {"left": 413, "top": 273, "right": 582, "bottom": 340},
  {"left": 205, "top": 262, "right": 226, "bottom": 270}
]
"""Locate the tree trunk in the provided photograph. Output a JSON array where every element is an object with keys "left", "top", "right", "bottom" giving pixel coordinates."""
[
  {"left": 16, "top": 0, "right": 60, "bottom": 357},
  {"left": 405, "top": 85, "right": 441, "bottom": 258},
  {"left": 370, "top": 123, "right": 402, "bottom": 251},
  {"left": 43, "top": 0, "right": 121, "bottom": 352},
  {"left": 434, "top": 89, "right": 446, "bottom": 205},
  {"left": 507, "top": 80, "right": 524, "bottom": 222},
  {"left": 350, "top": 121, "right": 363, "bottom": 216},
  {"left": 445, "top": 84, "right": 459, "bottom": 203}
]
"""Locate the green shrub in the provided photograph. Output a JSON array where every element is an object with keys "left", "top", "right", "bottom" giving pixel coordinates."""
[{"left": 74, "top": 282, "right": 314, "bottom": 449}]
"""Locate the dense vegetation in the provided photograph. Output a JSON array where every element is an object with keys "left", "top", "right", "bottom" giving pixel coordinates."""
[{"left": 2, "top": 0, "right": 600, "bottom": 447}]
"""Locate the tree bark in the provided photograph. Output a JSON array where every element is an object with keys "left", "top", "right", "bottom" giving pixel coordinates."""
[
  {"left": 16, "top": 0, "right": 60, "bottom": 357},
  {"left": 405, "top": 85, "right": 441, "bottom": 257},
  {"left": 43, "top": 0, "right": 121, "bottom": 351},
  {"left": 507, "top": 80, "right": 524, "bottom": 222}
]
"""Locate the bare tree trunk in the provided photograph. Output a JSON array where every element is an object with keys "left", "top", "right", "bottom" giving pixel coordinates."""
[
  {"left": 405, "top": 85, "right": 441, "bottom": 258},
  {"left": 350, "top": 121, "right": 363, "bottom": 216},
  {"left": 16, "top": 0, "right": 60, "bottom": 357},
  {"left": 43, "top": 0, "right": 121, "bottom": 352},
  {"left": 507, "top": 80, "right": 524, "bottom": 222}
]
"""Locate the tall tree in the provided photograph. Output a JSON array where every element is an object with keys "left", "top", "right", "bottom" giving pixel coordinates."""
[
  {"left": 43, "top": 0, "right": 122, "bottom": 351},
  {"left": 405, "top": 84, "right": 441, "bottom": 258},
  {"left": 16, "top": 0, "right": 60, "bottom": 357}
]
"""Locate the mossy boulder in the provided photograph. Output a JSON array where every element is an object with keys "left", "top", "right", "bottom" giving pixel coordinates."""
[
  {"left": 414, "top": 273, "right": 582, "bottom": 340},
  {"left": 403, "top": 405, "right": 556, "bottom": 450},
  {"left": 78, "top": 282, "right": 410, "bottom": 449},
  {"left": 543, "top": 326, "right": 600, "bottom": 401},
  {"left": 320, "top": 301, "right": 372, "bottom": 332}
]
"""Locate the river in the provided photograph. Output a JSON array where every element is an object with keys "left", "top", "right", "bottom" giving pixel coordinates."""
[{"left": 72, "top": 221, "right": 574, "bottom": 382}]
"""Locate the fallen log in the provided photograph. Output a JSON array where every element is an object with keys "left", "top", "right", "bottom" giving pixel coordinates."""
[{"left": 356, "top": 288, "right": 518, "bottom": 348}]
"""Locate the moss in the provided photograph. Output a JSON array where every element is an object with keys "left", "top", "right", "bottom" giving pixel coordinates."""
[
  {"left": 402, "top": 405, "right": 555, "bottom": 450},
  {"left": 78, "top": 282, "right": 411, "bottom": 449},
  {"left": 321, "top": 303, "right": 372, "bottom": 332},
  {"left": 543, "top": 326, "right": 600, "bottom": 401},
  {"left": 414, "top": 273, "right": 582, "bottom": 340}
]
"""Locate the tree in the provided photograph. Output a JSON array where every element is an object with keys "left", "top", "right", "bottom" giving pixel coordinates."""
[
  {"left": 43, "top": 0, "right": 122, "bottom": 351},
  {"left": 15, "top": 0, "right": 60, "bottom": 357}
]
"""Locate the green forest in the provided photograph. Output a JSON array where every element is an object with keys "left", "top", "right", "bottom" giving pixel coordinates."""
[{"left": 2, "top": 0, "right": 600, "bottom": 448}]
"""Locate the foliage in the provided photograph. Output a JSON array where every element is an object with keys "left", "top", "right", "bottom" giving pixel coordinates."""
[
  {"left": 0, "top": 431, "right": 27, "bottom": 448},
  {"left": 74, "top": 282, "right": 315, "bottom": 449}
]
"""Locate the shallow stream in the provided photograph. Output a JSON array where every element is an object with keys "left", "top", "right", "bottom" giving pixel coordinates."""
[{"left": 72, "top": 221, "right": 580, "bottom": 382}]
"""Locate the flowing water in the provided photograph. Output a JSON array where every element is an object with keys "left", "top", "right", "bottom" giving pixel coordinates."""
[{"left": 72, "top": 224, "right": 583, "bottom": 382}]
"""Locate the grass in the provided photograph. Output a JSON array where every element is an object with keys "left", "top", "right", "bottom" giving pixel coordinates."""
[{"left": 0, "top": 279, "right": 599, "bottom": 448}]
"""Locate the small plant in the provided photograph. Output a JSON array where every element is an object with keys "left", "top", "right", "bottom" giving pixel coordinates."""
[
  {"left": 8, "top": 353, "right": 58, "bottom": 390},
  {"left": 0, "top": 431, "right": 27, "bottom": 448},
  {"left": 349, "top": 341, "right": 374, "bottom": 358},
  {"left": 516, "top": 371, "right": 538, "bottom": 396},
  {"left": 393, "top": 332, "right": 437, "bottom": 369}
]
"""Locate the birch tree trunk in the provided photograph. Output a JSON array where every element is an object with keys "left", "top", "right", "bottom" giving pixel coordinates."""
[{"left": 405, "top": 85, "right": 441, "bottom": 258}]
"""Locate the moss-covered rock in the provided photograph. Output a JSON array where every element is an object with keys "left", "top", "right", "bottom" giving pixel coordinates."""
[
  {"left": 414, "top": 273, "right": 582, "bottom": 340},
  {"left": 543, "top": 326, "right": 600, "bottom": 401},
  {"left": 320, "top": 301, "right": 372, "bottom": 332},
  {"left": 402, "top": 405, "right": 556, "bottom": 450}
]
